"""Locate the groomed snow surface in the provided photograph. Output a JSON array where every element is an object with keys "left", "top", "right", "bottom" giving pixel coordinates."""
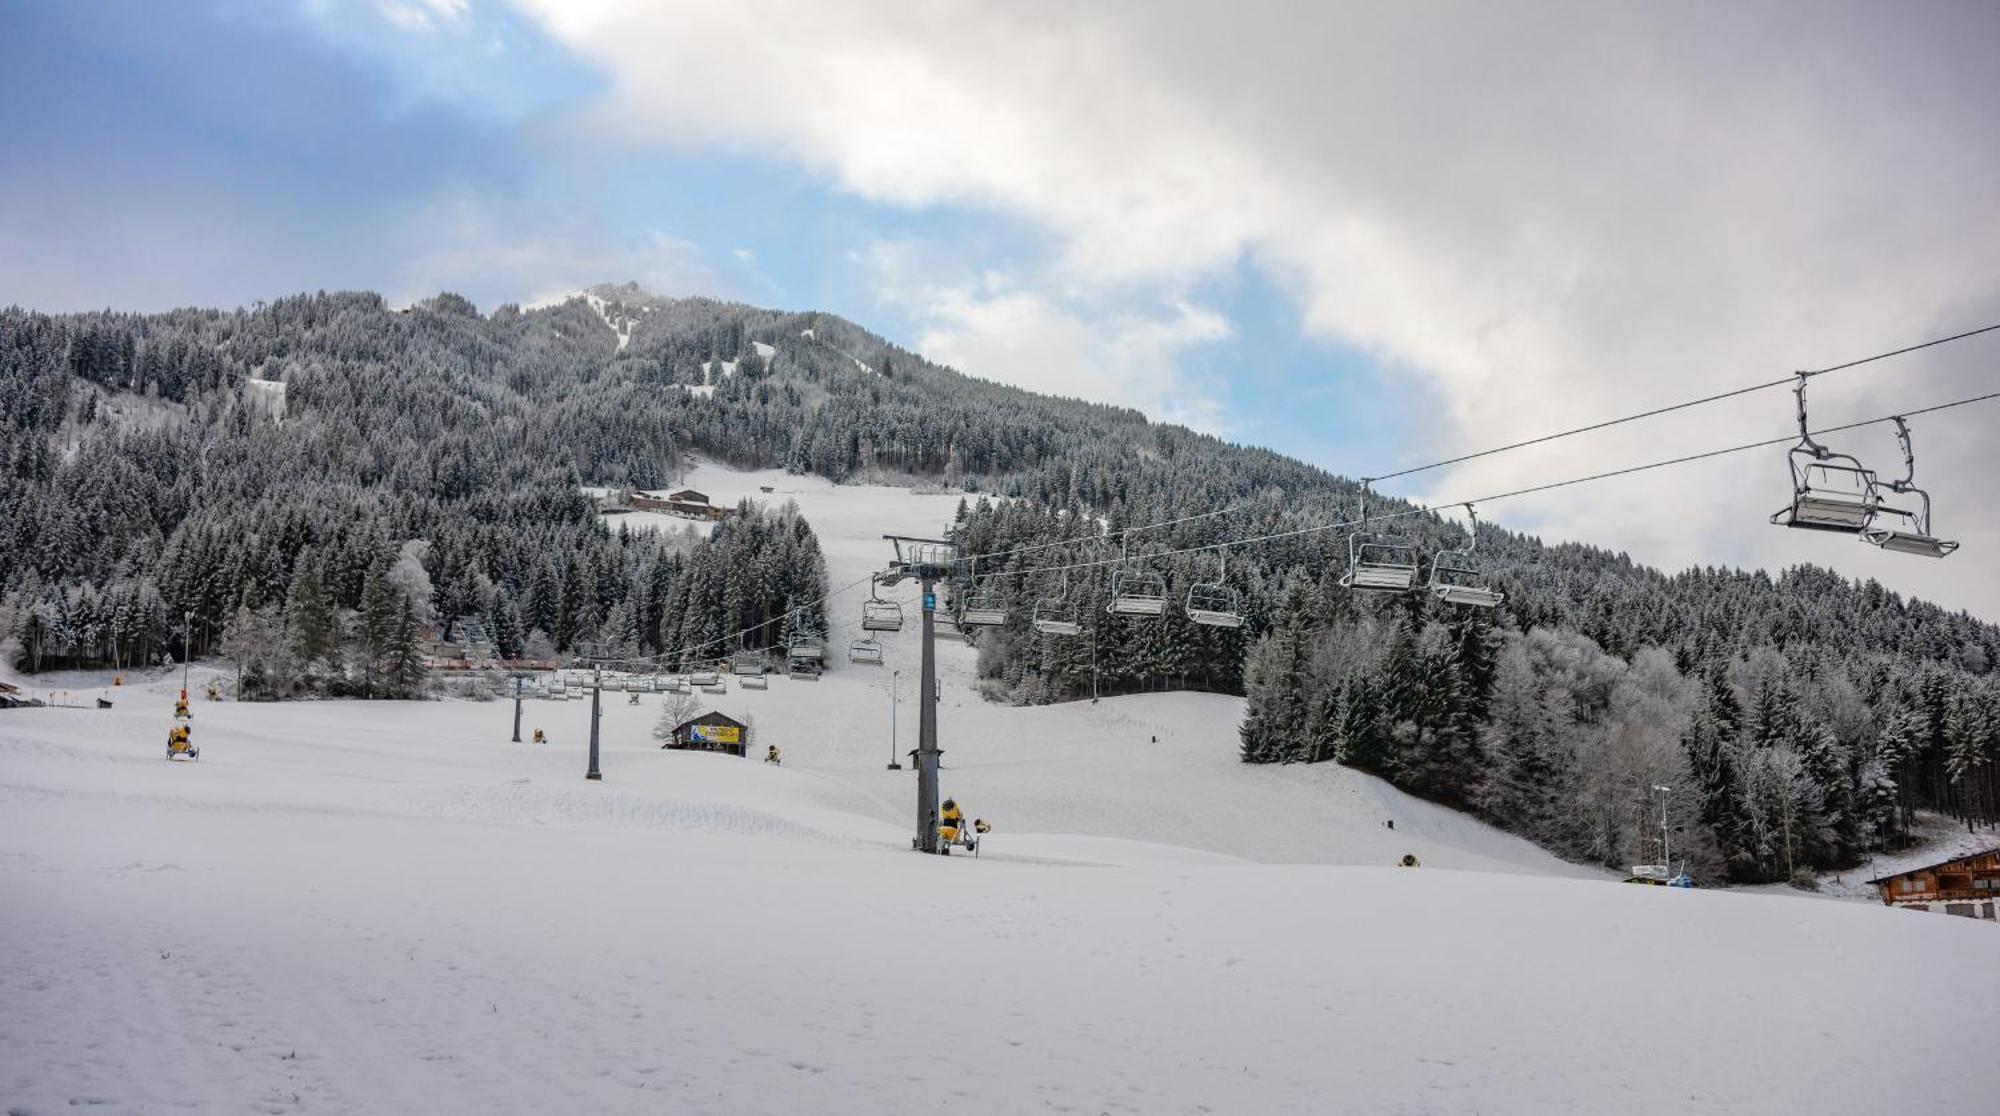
[{"left": 6, "top": 461, "right": 1998, "bottom": 1114}]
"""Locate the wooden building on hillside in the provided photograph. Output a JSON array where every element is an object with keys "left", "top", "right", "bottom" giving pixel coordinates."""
[
  {"left": 664, "top": 711, "right": 749, "bottom": 757},
  {"left": 630, "top": 488, "right": 733, "bottom": 521},
  {"left": 1869, "top": 848, "right": 2000, "bottom": 922}
]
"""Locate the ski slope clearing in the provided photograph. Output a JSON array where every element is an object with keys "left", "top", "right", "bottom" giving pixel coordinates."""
[
  {"left": 4, "top": 678, "right": 1999, "bottom": 1114},
  {"left": 618, "top": 460, "right": 1588, "bottom": 871}
]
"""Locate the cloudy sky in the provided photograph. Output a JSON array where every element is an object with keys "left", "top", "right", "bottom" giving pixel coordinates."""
[{"left": 5, "top": 0, "right": 1999, "bottom": 619}]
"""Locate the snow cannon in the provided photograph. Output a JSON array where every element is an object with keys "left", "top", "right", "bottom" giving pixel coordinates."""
[{"left": 166, "top": 723, "right": 199, "bottom": 762}]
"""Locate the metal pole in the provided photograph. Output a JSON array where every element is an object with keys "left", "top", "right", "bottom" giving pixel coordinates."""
[
  {"left": 182, "top": 610, "right": 193, "bottom": 695},
  {"left": 512, "top": 676, "right": 524, "bottom": 743},
  {"left": 1659, "top": 787, "right": 1671, "bottom": 874},
  {"left": 915, "top": 576, "right": 941, "bottom": 853},
  {"left": 888, "top": 670, "right": 901, "bottom": 769},
  {"left": 586, "top": 667, "right": 603, "bottom": 781}
]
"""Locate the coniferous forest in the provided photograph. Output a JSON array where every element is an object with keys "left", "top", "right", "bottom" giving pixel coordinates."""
[{"left": 4, "top": 284, "right": 1995, "bottom": 881}]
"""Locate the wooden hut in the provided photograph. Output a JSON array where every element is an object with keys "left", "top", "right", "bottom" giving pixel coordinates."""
[
  {"left": 1869, "top": 848, "right": 2000, "bottom": 922},
  {"left": 664, "top": 711, "right": 749, "bottom": 757}
]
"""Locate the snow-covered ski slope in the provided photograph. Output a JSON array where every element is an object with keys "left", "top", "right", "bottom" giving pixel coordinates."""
[
  {"left": 617, "top": 460, "right": 1590, "bottom": 874},
  {"left": 4, "top": 461, "right": 1997, "bottom": 1113}
]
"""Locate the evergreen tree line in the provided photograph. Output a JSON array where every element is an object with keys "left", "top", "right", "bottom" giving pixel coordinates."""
[
  {"left": 2, "top": 284, "right": 1994, "bottom": 863},
  {"left": 1, "top": 292, "right": 835, "bottom": 688},
  {"left": 1229, "top": 573, "right": 2000, "bottom": 881}
]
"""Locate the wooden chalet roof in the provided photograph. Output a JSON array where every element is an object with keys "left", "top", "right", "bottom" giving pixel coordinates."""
[{"left": 1867, "top": 847, "right": 2000, "bottom": 885}]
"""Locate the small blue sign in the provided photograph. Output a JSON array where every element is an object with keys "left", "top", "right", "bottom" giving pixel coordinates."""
[{"left": 923, "top": 592, "right": 936, "bottom": 611}]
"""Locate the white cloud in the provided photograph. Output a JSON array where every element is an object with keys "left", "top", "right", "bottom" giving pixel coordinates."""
[
  {"left": 510, "top": 0, "right": 2000, "bottom": 618},
  {"left": 394, "top": 191, "right": 727, "bottom": 311},
  {"left": 372, "top": 0, "right": 466, "bottom": 33},
  {"left": 859, "top": 240, "right": 1234, "bottom": 432}
]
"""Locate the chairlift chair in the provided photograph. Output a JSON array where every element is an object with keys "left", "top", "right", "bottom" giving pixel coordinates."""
[
  {"left": 849, "top": 637, "right": 885, "bottom": 664},
  {"left": 1859, "top": 417, "right": 1959, "bottom": 558},
  {"left": 1428, "top": 504, "right": 1504, "bottom": 608},
  {"left": 1185, "top": 551, "right": 1244, "bottom": 627},
  {"left": 959, "top": 563, "right": 1008, "bottom": 627},
  {"left": 787, "top": 637, "right": 824, "bottom": 663},
  {"left": 739, "top": 672, "right": 768, "bottom": 690},
  {"left": 861, "top": 580, "right": 905, "bottom": 632},
  {"left": 1770, "top": 373, "right": 1879, "bottom": 533},
  {"left": 1108, "top": 547, "right": 1169, "bottom": 617},
  {"left": 1339, "top": 482, "right": 1419, "bottom": 593},
  {"left": 1032, "top": 568, "right": 1083, "bottom": 636}
]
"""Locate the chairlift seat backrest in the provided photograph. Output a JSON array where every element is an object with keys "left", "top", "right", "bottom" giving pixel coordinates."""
[
  {"left": 1863, "top": 527, "right": 1959, "bottom": 558},
  {"left": 1772, "top": 453, "right": 1877, "bottom": 533},
  {"left": 1185, "top": 582, "right": 1243, "bottom": 627},
  {"left": 1108, "top": 570, "right": 1168, "bottom": 617},
  {"left": 1342, "top": 538, "right": 1418, "bottom": 593},
  {"left": 1032, "top": 597, "right": 1081, "bottom": 636},
  {"left": 1344, "top": 565, "right": 1417, "bottom": 592},
  {"left": 862, "top": 600, "right": 904, "bottom": 632},
  {"left": 1434, "top": 582, "right": 1504, "bottom": 608},
  {"left": 959, "top": 578, "right": 1008, "bottom": 627},
  {"left": 1427, "top": 549, "right": 1502, "bottom": 608},
  {"left": 1860, "top": 494, "right": 1958, "bottom": 558}
]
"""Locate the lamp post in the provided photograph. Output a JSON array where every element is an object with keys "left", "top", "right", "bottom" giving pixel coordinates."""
[
  {"left": 1652, "top": 784, "right": 1673, "bottom": 875},
  {"left": 888, "top": 670, "right": 901, "bottom": 769}
]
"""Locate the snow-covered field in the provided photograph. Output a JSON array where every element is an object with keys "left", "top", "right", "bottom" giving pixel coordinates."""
[{"left": 5, "top": 461, "right": 1998, "bottom": 1113}]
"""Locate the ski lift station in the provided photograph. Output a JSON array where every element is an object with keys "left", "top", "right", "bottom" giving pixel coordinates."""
[{"left": 662, "top": 711, "right": 749, "bottom": 757}]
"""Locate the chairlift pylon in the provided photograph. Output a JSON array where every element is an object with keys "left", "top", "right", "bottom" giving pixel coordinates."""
[
  {"left": 1860, "top": 416, "right": 1958, "bottom": 558},
  {"left": 1428, "top": 503, "right": 1504, "bottom": 608},
  {"left": 1185, "top": 549, "right": 1244, "bottom": 627},
  {"left": 1770, "top": 372, "right": 1878, "bottom": 533},
  {"left": 1340, "top": 481, "right": 1419, "bottom": 593}
]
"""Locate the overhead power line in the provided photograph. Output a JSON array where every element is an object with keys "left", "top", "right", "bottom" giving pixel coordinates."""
[
  {"left": 591, "top": 375, "right": 2000, "bottom": 670},
  {"left": 957, "top": 318, "right": 2000, "bottom": 566},
  {"left": 982, "top": 387, "right": 2000, "bottom": 585},
  {"left": 1362, "top": 319, "right": 2000, "bottom": 485}
]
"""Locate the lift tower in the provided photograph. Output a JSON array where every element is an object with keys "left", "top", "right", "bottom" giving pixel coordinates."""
[{"left": 878, "top": 536, "right": 961, "bottom": 854}]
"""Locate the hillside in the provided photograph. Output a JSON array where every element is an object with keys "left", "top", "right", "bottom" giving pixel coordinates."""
[
  {"left": 7, "top": 453, "right": 2000, "bottom": 1113},
  {"left": 2, "top": 286, "right": 1997, "bottom": 888}
]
